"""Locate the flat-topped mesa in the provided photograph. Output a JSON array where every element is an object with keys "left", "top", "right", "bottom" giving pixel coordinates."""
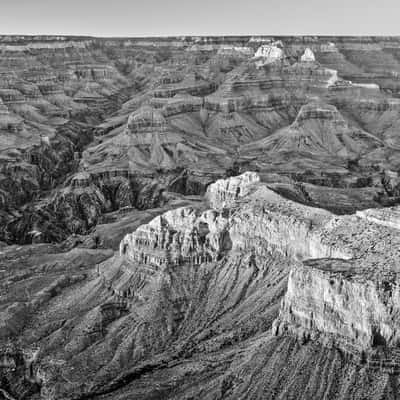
[
  {"left": 120, "top": 207, "right": 230, "bottom": 269},
  {"left": 253, "top": 41, "right": 285, "bottom": 67},
  {"left": 300, "top": 47, "right": 316, "bottom": 63},
  {"left": 273, "top": 259, "right": 400, "bottom": 353},
  {"left": 206, "top": 171, "right": 260, "bottom": 210}
]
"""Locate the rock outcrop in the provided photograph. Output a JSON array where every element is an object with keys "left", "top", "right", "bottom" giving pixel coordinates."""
[
  {"left": 301, "top": 47, "right": 316, "bottom": 62},
  {"left": 254, "top": 41, "right": 285, "bottom": 66},
  {"left": 274, "top": 259, "right": 400, "bottom": 353},
  {"left": 120, "top": 207, "right": 230, "bottom": 269},
  {"left": 206, "top": 171, "right": 260, "bottom": 209}
]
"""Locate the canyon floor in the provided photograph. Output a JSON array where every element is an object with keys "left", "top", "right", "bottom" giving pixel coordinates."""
[{"left": 1, "top": 35, "right": 400, "bottom": 400}]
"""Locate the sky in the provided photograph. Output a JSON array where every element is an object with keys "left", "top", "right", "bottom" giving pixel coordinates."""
[{"left": 1, "top": 0, "right": 399, "bottom": 37}]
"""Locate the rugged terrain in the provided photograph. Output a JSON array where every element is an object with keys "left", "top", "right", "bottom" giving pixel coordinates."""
[{"left": 1, "top": 35, "right": 400, "bottom": 400}]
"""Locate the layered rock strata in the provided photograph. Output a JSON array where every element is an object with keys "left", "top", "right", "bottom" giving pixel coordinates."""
[
  {"left": 111, "top": 173, "right": 399, "bottom": 327},
  {"left": 120, "top": 207, "right": 230, "bottom": 270},
  {"left": 274, "top": 259, "right": 400, "bottom": 354},
  {"left": 205, "top": 171, "right": 260, "bottom": 209},
  {"left": 116, "top": 173, "right": 400, "bottom": 360}
]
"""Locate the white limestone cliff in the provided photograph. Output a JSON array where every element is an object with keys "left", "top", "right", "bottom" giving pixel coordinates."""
[
  {"left": 120, "top": 207, "right": 231, "bottom": 268},
  {"left": 301, "top": 48, "right": 316, "bottom": 62},
  {"left": 253, "top": 41, "right": 285, "bottom": 66},
  {"left": 274, "top": 259, "right": 400, "bottom": 352},
  {"left": 205, "top": 171, "right": 260, "bottom": 209}
]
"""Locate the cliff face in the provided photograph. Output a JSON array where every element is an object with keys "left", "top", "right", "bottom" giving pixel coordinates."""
[
  {"left": 267, "top": 196, "right": 400, "bottom": 358},
  {"left": 207, "top": 174, "right": 354, "bottom": 260},
  {"left": 275, "top": 260, "right": 400, "bottom": 351},
  {"left": 120, "top": 207, "right": 230, "bottom": 268},
  {"left": 206, "top": 171, "right": 260, "bottom": 209}
]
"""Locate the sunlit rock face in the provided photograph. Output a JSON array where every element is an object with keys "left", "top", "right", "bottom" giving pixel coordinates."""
[
  {"left": 274, "top": 259, "right": 400, "bottom": 351},
  {"left": 120, "top": 207, "right": 230, "bottom": 269},
  {"left": 254, "top": 41, "right": 285, "bottom": 66},
  {"left": 301, "top": 47, "right": 316, "bottom": 62},
  {"left": 269, "top": 193, "right": 400, "bottom": 357},
  {"left": 206, "top": 171, "right": 260, "bottom": 209}
]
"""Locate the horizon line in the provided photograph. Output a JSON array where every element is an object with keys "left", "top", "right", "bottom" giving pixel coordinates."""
[{"left": 1, "top": 34, "right": 400, "bottom": 39}]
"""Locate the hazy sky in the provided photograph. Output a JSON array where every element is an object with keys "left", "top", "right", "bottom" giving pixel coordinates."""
[{"left": 1, "top": 0, "right": 399, "bottom": 37}]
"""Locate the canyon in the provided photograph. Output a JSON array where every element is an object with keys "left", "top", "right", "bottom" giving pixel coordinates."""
[{"left": 1, "top": 35, "right": 400, "bottom": 399}]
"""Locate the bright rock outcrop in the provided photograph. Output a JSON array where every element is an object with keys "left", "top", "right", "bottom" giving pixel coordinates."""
[
  {"left": 120, "top": 207, "right": 231, "bottom": 268},
  {"left": 301, "top": 47, "right": 316, "bottom": 62},
  {"left": 274, "top": 259, "right": 400, "bottom": 353},
  {"left": 254, "top": 41, "right": 285, "bottom": 66},
  {"left": 205, "top": 171, "right": 260, "bottom": 209}
]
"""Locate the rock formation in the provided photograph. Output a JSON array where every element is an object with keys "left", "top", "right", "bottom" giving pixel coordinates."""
[
  {"left": 206, "top": 171, "right": 260, "bottom": 208},
  {"left": 242, "top": 101, "right": 382, "bottom": 160},
  {"left": 254, "top": 41, "right": 285, "bottom": 66},
  {"left": 274, "top": 259, "right": 400, "bottom": 352},
  {"left": 301, "top": 47, "right": 316, "bottom": 62},
  {"left": 120, "top": 207, "right": 230, "bottom": 268}
]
